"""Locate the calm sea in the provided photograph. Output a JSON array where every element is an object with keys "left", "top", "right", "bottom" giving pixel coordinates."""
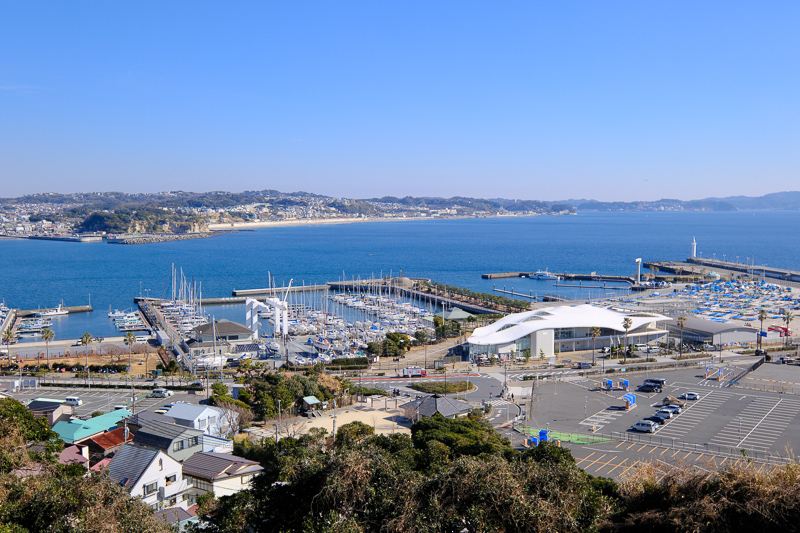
[{"left": 2, "top": 210, "right": 799, "bottom": 340}]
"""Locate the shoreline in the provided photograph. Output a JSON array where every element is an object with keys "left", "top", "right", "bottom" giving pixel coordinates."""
[{"left": 207, "top": 213, "right": 543, "bottom": 231}]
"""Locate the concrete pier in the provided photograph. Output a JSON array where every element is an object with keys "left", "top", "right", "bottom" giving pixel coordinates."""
[{"left": 17, "top": 305, "right": 93, "bottom": 318}]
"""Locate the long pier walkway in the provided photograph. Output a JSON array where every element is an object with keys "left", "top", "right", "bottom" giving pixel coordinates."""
[{"left": 482, "top": 271, "right": 635, "bottom": 285}]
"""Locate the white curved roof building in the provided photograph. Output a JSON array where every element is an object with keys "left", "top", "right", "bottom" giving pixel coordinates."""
[{"left": 467, "top": 304, "right": 671, "bottom": 358}]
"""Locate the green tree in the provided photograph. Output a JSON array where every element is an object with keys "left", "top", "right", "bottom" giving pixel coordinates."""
[
  {"left": 124, "top": 331, "right": 136, "bottom": 369},
  {"left": 758, "top": 307, "right": 768, "bottom": 350},
  {"left": 335, "top": 420, "right": 375, "bottom": 449},
  {"left": 41, "top": 328, "right": 55, "bottom": 370},
  {"left": 590, "top": 326, "right": 601, "bottom": 366},
  {"left": 785, "top": 311, "right": 795, "bottom": 346},
  {"left": 212, "top": 381, "right": 229, "bottom": 397},
  {"left": 2, "top": 328, "right": 14, "bottom": 366},
  {"left": 622, "top": 317, "right": 632, "bottom": 364}
]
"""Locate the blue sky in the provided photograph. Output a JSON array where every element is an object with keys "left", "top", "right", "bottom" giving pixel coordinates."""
[{"left": 2, "top": 2, "right": 798, "bottom": 201}]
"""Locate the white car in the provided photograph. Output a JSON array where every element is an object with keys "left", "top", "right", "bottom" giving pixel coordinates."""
[
  {"left": 632, "top": 420, "right": 658, "bottom": 433},
  {"left": 654, "top": 409, "right": 675, "bottom": 419},
  {"left": 678, "top": 392, "right": 700, "bottom": 400},
  {"left": 662, "top": 404, "right": 682, "bottom": 414}
]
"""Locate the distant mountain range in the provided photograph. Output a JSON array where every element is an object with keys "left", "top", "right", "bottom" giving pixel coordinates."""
[{"left": 2, "top": 190, "right": 799, "bottom": 212}]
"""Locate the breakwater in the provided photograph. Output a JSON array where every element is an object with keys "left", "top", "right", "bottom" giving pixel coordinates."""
[{"left": 106, "top": 230, "right": 237, "bottom": 245}]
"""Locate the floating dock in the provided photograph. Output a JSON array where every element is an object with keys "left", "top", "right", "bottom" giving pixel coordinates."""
[{"left": 482, "top": 271, "right": 635, "bottom": 285}]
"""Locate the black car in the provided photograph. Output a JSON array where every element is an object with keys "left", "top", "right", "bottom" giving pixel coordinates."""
[
  {"left": 754, "top": 349, "right": 767, "bottom": 356},
  {"left": 638, "top": 384, "right": 662, "bottom": 393},
  {"left": 642, "top": 415, "right": 667, "bottom": 425}
]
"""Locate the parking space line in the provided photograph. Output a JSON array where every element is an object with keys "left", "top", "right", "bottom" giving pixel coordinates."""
[
  {"left": 660, "top": 448, "right": 669, "bottom": 456},
  {"left": 696, "top": 453, "right": 704, "bottom": 461},
  {"left": 647, "top": 446, "right": 658, "bottom": 454},
  {"left": 576, "top": 453, "right": 596, "bottom": 465},
  {"left": 615, "top": 442, "right": 625, "bottom": 449},
  {"left": 671, "top": 450, "right": 681, "bottom": 457},
  {"left": 637, "top": 444, "right": 648, "bottom": 452},
  {"left": 621, "top": 460, "right": 640, "bottom": 476},
  {"left": 738, "top": 398, "right": 783, "bottom": 447},
  {"left": 682, "top": 451, "right": 692, "bottom": 460},
  {"left": 626, "top": 443, "right": 637, "bottom": 450},
  {"left": 594, "top": 457, "right": 618, "bottom": 473},
  {"left": 607, "top": 458, "right": 628, "bottom": 475},
  {"left": 719, "top": 457, "right": 727, "bottom": 466},
  {"left": 584, "top": 454, "right": 607, "bottom": 469}
]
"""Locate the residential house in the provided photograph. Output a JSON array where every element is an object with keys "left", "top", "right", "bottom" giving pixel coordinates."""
[
  {"left": 154, "top": 507, "right": 198, "bottom": 532},
  {"left": 116, "top": 411, "right": 176, "bottom": 436},
  {"left": 26, "top": 398, "right": 73, "bottom": 426},
  {"left": 133, "top": 420, "right": 204, "bottom": 462},
  {"left": 58, "top": 445, "right": 90, "bottom": 469},
  {"left": 108, "top": 444, "right": 190, "bottom": 511},
  {"left": 182, "top": 452, "right": 263, "bottom": 499},
  {"left": 165, "top": 403, "right": 231, "bottom": 438},
  {"left": 52, "top": 409, "right": 131, "bottom": 444},
  {"left": 84, "top": 427, "right": 134, "bottom": 465}
]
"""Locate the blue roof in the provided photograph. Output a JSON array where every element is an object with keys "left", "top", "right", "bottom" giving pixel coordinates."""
[
  {"left": 303, "top": 396, "right": 320, "bottom": 405},
  {"left": 52, "top": 410, "right": 131, "bottom": 443}
]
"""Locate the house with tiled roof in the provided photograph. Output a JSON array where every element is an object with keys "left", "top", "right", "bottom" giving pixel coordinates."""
[
  {"left": 108, "top": 443, "right": 190, "bottom": 511},
  {"left": 400, "top": 394, "right": 473, "bottom": 420},
  {"left": 85, "top": 426, "right": 134, "bottom": 464},
  {"left": 165, "top": 404, "right": 231, "bottom": 438},
  {"left": 58, "top": 445, "right": 89, "bottom": 469},
  {"left": 133, "top": 420, "right": 204, "bottom": 462},
  {"left": 52, "top": 410, "right": 132, "bottom": 444},
  {"left": 182, "top": 452, "right": 263, "bottom": 498},
  {"left": 26, "top": 398, "right": 73, "bottom": 426}
]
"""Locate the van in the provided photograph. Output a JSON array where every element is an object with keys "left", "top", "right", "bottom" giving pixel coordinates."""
[
  {"left": 150, "top": 388, "right": 172, "bottom": 398},
  {"left": 632, "top": 420, "right": 658, "bottom": 433},
  {"left": 64, "top": 397, "right": 83, "bottom": 406},
  {"left": 574, "top": 362, "right": 592, "bottom": 369},
  {"left": 634, "top": 344, "right": 649, "bottom": 352},
  {"left": 644, "top": 378, "right": 667, "bottom": 387}
]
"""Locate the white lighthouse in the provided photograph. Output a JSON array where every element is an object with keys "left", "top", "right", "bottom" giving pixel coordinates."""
[{"left": 691, "top": 237, "right": 697, "bottom": 258}]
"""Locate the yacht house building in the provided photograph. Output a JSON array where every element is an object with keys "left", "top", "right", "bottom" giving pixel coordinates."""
[{"left": 467, "top": 304, "right": 671, "bottom": 359}]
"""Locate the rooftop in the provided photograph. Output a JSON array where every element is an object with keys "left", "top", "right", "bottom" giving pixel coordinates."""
[
  {"left": 52, "top": 410, "right": 131, "bottom": 444},
  {"left": 181, "top": 452, "right": 262, "bottom": 480}
]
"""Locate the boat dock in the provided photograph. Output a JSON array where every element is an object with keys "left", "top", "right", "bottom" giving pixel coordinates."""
[
  {"left": 482, "top": 271, "right": 635, "bottom": 285},
  {"left": 232, "top": 284, "right": 328, "bottom": 296},
  {"left": 16, "top": 305, "right": 93, "bottom": 318},
  {"left": 493, "top": 288, "right": 537, "bottom": 300},
  {"left": 645, "top": 258, "right": 800, "bottom": 287}
]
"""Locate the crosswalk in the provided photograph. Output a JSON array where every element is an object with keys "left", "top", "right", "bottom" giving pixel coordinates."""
[{"left": 580, "top": 407, "right": 629, "bottom": 431}]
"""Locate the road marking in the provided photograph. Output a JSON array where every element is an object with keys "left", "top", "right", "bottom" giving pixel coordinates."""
[
  {"left": 607, "top": 458, "right": 628, "bottom": 475},
  {"left": 584, "top": 454, "right": 607, "bottom": 469},
  {"left": 594, "top": 457, "right": 618, "bottom": 473},
  {"left": 621, "top": 460, "right": 640, "bottom": 476},
  {"left": 647, "top": 446, "right": 658, "bottom": 454},
  {"left": 737, "top": 398, "right": 783, "bottom": 447},
  {"left": 682, "top": 451, "right": 692, "bottom": 459},
  {"left": 615, "top": 441, "right": 625, "bottom": 449},
  {"left": 696, "top": 453, "right": 705, "bottom": 461},
  {"left": 671, "top": 450, "right": 680, "bottom": 457},
  {"left": 637, "top": 444, "right": 647, "bottom": 452},
  {"left": 660, "top": 448, "right": 669, "bottom": 456},
  {"left": 719, "top": 457, "right": 728, "bottom": 465},
  {"left": 626, "top": 443, "right": 637, "bottom": 450},
  {"left": 576, "top": 453, "right": 596, "bottom": 465}
]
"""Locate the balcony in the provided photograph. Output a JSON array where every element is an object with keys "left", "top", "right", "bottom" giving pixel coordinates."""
[{"left": 158, "top": 478, "right": 189, "bottom": 501}]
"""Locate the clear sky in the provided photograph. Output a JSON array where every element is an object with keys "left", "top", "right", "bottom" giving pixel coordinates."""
[{"left": 2, "top": 2, "right": 798, "bottom": 201}]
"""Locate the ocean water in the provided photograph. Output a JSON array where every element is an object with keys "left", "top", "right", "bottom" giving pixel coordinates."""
[{"left": 2, "top": 210, "right": 799, "bottom": 340}]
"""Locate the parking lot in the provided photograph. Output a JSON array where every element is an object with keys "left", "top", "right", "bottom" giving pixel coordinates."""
[
  {"left": 526, "top": 362, "right": 800, "bottom": 462},
  {"left": 10, "top": 387, "right": 203, "bottom": 417}
]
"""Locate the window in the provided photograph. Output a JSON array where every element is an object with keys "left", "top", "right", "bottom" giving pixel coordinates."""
[
  {"left": 187, "top": 476, "right": 212, "bottom": 492},
  {"left": 188, "top": 436, "right": 199, "bottom": 447},
  {"left": 144, "top": 482, "right": 158, "bottom": 496},
  {"left": 168, "top": 497, "right": 177, "bottom": 507},
  {"left": 199, "top": 419, "right": 207, "bottom": 429},
  {"left": 165, "top": 474, "right": 176, "bottom": 483},
  {"left": 173, "top": 440, "right": 185, "bottom": 451},
  {"left": 158, "top": 459, "right": 163, "bottom": 471}
]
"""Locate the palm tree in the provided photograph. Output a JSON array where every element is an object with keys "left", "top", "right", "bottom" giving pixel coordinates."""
[
  {"left": 41, "top": 328, "right": 54, "bottom": 370},
  {"left": 80, "top": 332, "right": 93, "bottom": 385},
  {"left": 2, "top": 328, "right": 14, "bottom": 367},
  {"left": 590, "top": 327, "right": 601, "bottom": 366},
  {"left": 622, "top": 318, "right": 632, "bottom": 364},
  {"left": 677, "top": 315, "right": 687, "bottom": 358},
  {"left": 784, "top": 311, "right": 794, "bottom": 347},
  {"left": 758, "top": 308, "right": 768, "bottom": 351},
  {"left": 124, "top": 331, "right": 136, "bottom": 369}
]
